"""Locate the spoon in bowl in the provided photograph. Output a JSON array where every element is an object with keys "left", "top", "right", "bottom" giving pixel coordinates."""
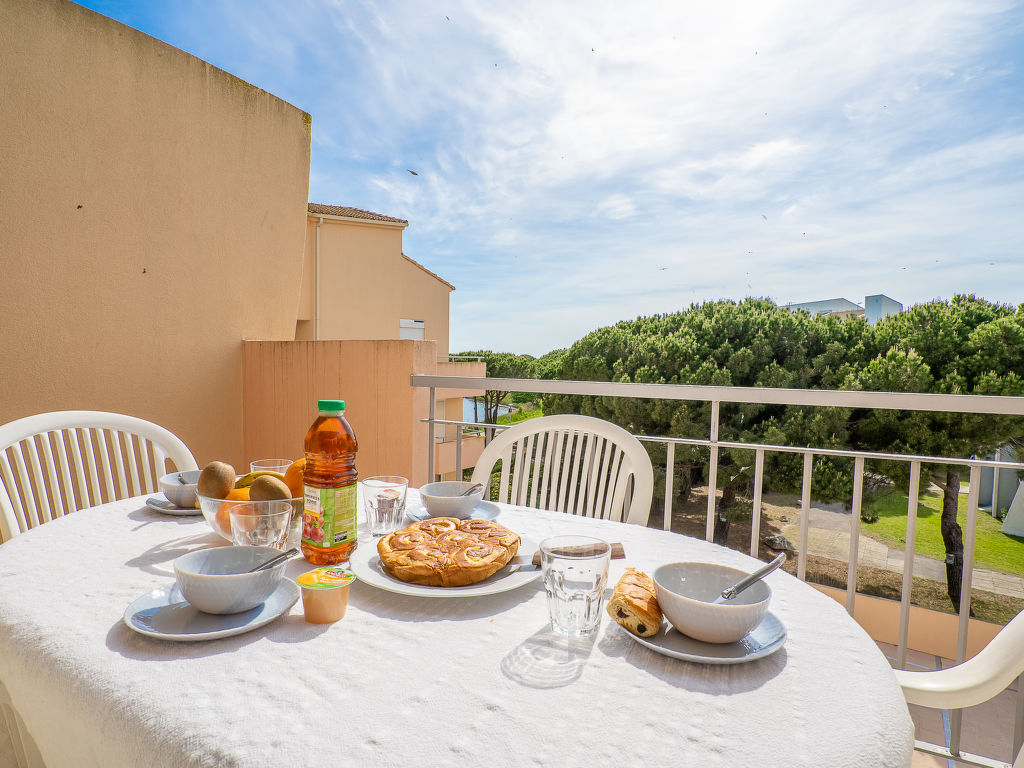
[
  {"left": 247, "top": 547, "right": 300, "bottom": 573},
  {"left": 714, "top": 552, "right": 786, "bottom": 604},
  {"left": 460, "top": 483, "right": 484, "bottom": 496}
]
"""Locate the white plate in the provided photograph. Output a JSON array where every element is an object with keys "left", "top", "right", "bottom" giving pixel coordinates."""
[
  {"left": 123, "top": 580, "right": 299, "bottom": 642},
  {"left": 145, "top": 495, "right": 203, "bottom": 517},
  {"left": 349, "top": 537, "right": 540, "bottom": 597},
  {"left": 619, "top": 612, "right": 786, "bottom": 664},
  {"left": 405, "top": 501, "right": 500, "bottom": 522}
]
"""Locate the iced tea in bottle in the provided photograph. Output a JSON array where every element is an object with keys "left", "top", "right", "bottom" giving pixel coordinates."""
[{"left": 301, "top": 399, "right": 358, "bottom": 565}]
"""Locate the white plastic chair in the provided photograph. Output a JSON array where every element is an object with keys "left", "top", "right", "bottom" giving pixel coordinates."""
[
  {"left": 470, "top": 414, "right": 654, "bottom": 525},
  {"left": 0, "top": 410, "right": 198, "bottom": 541},
  {"left": 895, "top": 610, "right": 1024, "bottom": 767}
]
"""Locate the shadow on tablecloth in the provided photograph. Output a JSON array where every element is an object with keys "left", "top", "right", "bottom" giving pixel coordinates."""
[
  {"left": 500, "top": 625, "right": 597, "bottom": 689},
  {"left": 597, "top": 622, "right": 787, "bottom": 693}
]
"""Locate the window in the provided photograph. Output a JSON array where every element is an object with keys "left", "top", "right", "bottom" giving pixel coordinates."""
[{"left": 400, "top": 318, "right": 425, "bottom": 340}]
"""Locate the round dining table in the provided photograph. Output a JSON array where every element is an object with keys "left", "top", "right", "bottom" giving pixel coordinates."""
[{"left": 0, "top": 489, "right": 914, "bottom": 767}]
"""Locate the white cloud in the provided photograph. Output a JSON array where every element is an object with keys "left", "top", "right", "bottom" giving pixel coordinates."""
[{"left": 90, "top": 0, "right": 1024, "bottom": 354}]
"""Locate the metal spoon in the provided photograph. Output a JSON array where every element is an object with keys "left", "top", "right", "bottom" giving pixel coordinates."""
[
  {"left": 247, "top": 547, "right": 299, "bottom": 573},
  {"left": 715, "top": 552, "right": 786, "bottom": 603},
  {"left": 460, "top": 483, "right": 483, "bottom": 496}
]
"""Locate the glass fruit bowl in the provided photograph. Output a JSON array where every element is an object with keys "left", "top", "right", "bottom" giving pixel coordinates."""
[{"left": 198, "top": 494, "right": 302, "bottom": 542}]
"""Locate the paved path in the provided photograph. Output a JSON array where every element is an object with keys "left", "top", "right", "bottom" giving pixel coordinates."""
[{"left": 780, "top": 504, "right": 1024, "bottom": 599}]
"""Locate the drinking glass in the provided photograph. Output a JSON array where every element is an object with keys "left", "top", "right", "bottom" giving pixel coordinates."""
[
  {"left": 540, "top": 535, "right": 611, "bottom": 637},
  {"left": 249, "top": 458, "right": 292, "bottom": 475},
  {"left": 229, "top": 500, "right": 293, "bottom": 549},
  {"left": 364, "top": 476, "right": 409, "bottom": 536}
]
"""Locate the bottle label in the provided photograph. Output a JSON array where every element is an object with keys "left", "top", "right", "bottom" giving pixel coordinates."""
[{"left": 302, "top": 483, "right": 357, "bottom": 548}]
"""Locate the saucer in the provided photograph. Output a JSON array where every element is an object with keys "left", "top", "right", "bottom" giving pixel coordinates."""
[
  {"left": 405, "top": 501, "right": 500, "bottom": 522},
  {"left": 145, "top": 495, "right": 203, "bottom": 517},
  {"left": 123, "top": 580, "right": 299, "bottom": 642},
  {"left": 619, "top": 611, "right": 786, "bottom": 665}
]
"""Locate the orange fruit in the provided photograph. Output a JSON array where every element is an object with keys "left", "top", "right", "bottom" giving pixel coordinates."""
[
  {"left": 215, "top": 487, "right": 251, "bottom": 534},
  {"left": 284, "top": 458, "right": 304, "bottom": 498}
]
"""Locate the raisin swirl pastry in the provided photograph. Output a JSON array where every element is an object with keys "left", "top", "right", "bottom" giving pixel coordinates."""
[
  {"left": 377, "top": 517, "right": 521, "bottom": 587},
  {"left": 606, "top": 568, "right": 662, "bottom": 637}
]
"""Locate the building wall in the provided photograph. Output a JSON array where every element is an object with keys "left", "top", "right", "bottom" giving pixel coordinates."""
[
  {"left": 865, "top": 294, "right": 903, "bottom": 325},
  {"left": 303, "top": 217, "right": 453, "bottom": 356},
  {"left": 0, "top": 0, "right": 311, "bottom": 469},
  {"left": 241, "top": 340, "right": 436, "bottom": 486}
]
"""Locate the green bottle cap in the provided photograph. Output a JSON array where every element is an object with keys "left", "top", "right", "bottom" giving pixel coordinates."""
[{"left": 317, "top": 399, "right": 345, "bottom": 411}]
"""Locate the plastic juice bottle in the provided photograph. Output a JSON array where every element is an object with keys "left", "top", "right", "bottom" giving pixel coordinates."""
[{"left": 301, "top": 399, "right": 359, "bottom": 565}]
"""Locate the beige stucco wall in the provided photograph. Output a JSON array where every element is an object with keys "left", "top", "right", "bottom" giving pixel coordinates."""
[
  {"left": 241, "top": 340, "right": 436, "bottom": 485},
  {"left": 303, "top": 216, "right": 453, "bottom": 356},
  {"left": 0, "top": 0, "right": 311, "bottom": 469},
  {"left": 815, "top": 584, "right": 1002, "bottom": 660}
]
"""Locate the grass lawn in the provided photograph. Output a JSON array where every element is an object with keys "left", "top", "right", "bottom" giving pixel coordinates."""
[
  {"left": 496, "top": 405, "right": 543, "bottom": 426},
  {"left": 862, "top": 487, "right": 1024, "bottom": 577}
]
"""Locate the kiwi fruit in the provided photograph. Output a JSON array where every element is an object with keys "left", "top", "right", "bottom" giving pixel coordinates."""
[
  {"left": 249, "top": 475, "right": 292, "bottom": 501},
  {"left": 197, "top": 461, "right": 235, "bottom": 499}
]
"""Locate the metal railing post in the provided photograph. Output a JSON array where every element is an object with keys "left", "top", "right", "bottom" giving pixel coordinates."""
[
  {"left": 750, "top": 448, "right": 764, "bottom": 558},
  {"left": 455, "top": 427, "right": 463, "bottom": 479},
  {"left": 798, "top": 452, "right": 813, "bottom": 581},
  {"left": 705, "top": 401, "right": 720, "bottom": 542},
  {"left": 427, "top": 387, "right": 435, "bottom": 482},
  {"left": 896, "top": 461, "right": 921, "bottom": 670},
  {"left": 846, "top": 456, "right": 865, "bottom": 616},
  {"left": 663, "top": 442, "right": 675, "bottom": 532}
]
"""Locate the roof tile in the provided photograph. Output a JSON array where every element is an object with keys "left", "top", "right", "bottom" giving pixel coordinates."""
[{"left": 307, "top": 203, "right": 407, "bottom": 225}]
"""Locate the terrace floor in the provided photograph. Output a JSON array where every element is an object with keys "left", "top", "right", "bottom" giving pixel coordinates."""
[{"left": 877, "top": 641, "right": 1017, "bottom": 766}]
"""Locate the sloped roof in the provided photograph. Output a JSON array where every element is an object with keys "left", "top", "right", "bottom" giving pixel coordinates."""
[
  {"left": 784, "top": 297, "right": 862, "bottom": 313},
  {"left": 307, "top": 203, "right": 408, "bottom": 226},
  {"left": 402, "top": 253, "right": 455, "bottom": 291}
]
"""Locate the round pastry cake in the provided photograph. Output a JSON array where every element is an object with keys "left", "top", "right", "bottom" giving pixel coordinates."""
[{"left": 376, "top": 517, "right": 521, "bottom": 587}]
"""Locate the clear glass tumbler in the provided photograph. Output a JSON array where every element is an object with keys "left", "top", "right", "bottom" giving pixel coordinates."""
[
  {"left": 249, "top": 458, "right": 292, "bottom": 475},
  {"left": 229, "top": 500, "right": 293, "bottom": 549},
  {"left": 364, "top": 476, "right": 409, "bottom": 536},
  {"left": 540, "top": 535, "right": 611, "bottom": 637}
]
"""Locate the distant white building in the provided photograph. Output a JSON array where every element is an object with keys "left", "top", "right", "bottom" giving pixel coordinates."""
[
  {"left": 782, "top": 294, "right": 902, "bottom": 324},
  {"left": 864, "top": 294, "right": 903, "bottom": 324}
]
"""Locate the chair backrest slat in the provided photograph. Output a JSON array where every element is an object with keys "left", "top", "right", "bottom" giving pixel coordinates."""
[
  {"left": 95, "top": 429, "right": 117, "bottom": 504},
  {"left": 537, "top": 430, "right": 556, "bottom": 510},
  {"left": 39, "top": 432, "right": 62, "bottom": 520},
  {"left": 1, "top": 450, "right": 30, "bottom": 535},
  {"left": 0, "top": 411, "right": 197, "bottom": 540},
  {"left": 109, "top": 432, "right": 129, "bottom": 499},
  {"left": 10, "top": 443, "right": 43, "bottom": 529},
  {"left": 593, "top": 441, "right": 614, "bottom": 520},
  {"left": 472, "top": 415, "right": 654, "bottom": 525},
  {"left": 25, "top": 436, "right": 55, "bottom": 525},
  {"left": 53, "top": 430, "right": 78, "bottom": 514},
  {"left": 139, "top": 438, "right": 157, "bottom": 493},
  {"left": 83, "top": 428, "right": 105, "bottom": 507},
  {"left": 554, "top": 430, "right": 573, "bottom": 512},
  {"left": 123, "top": 433, "right": 141, "bottom": 497}
]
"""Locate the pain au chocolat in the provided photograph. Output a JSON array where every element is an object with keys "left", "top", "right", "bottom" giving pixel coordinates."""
[
  {"left": 376, "top": 518, "right": 521, "bottom": 587},
  {"left": 606, "top": 568, "right": 663, "bottom": 637}
]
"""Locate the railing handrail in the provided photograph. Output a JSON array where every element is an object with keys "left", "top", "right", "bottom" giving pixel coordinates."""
[
  {"left": 411, "top": 374, "right": 1024, "bottom": 416},
  {"left": 423, "top": 417, "right": 1024, "bottom": 470}
]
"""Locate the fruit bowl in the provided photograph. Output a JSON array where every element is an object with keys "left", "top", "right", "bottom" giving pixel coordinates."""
[{"left": 198, "top": 494, "right": 303, "bottom": 542}]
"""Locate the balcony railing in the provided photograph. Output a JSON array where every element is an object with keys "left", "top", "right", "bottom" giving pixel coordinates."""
[{"left": 413, "top": 374, "right": 1024, "bottom": 767}]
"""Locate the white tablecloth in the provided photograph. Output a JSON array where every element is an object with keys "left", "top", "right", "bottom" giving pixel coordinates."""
[{"left": 0, "top": 492, "right": 913, "bottom": 767}]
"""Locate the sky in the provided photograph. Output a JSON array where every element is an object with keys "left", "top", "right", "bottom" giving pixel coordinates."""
[{"left": 76, "top": 0, "right": 1024, "bottom": 356}]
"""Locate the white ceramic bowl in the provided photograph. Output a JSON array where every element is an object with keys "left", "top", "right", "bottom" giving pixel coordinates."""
[
  {"left": 173, "top": 546, "right": 285, "bottom": 614},
  {"left": 158, "top": 470, "right": 201, "bottom": 509},
  {"left": 652, "top": 561, "right": 771, "bottom": 644},
  {"left": 418, "top": 481, "right": 484, "bottom": 519}
]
